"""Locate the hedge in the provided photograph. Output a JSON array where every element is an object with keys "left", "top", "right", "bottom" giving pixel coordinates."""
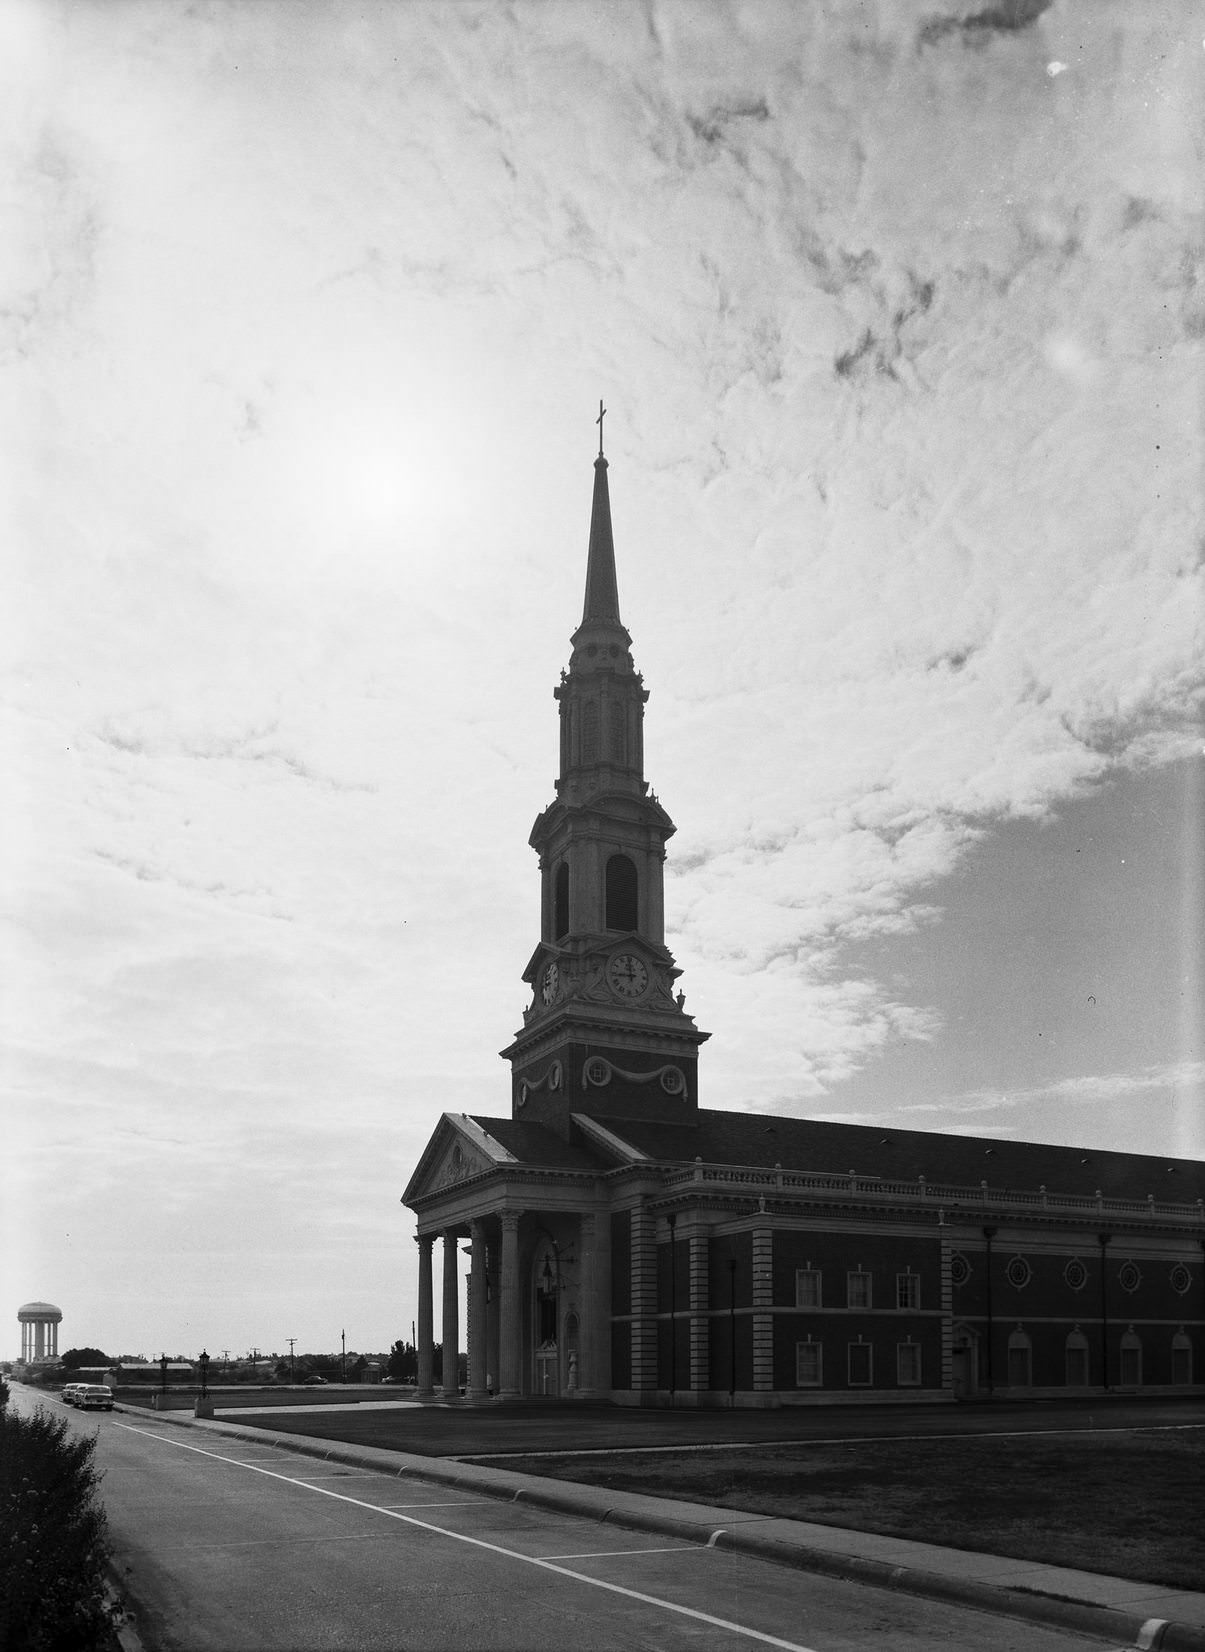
[{"left": 0, "top": 1381, "right": 116, "bottom": 1651}]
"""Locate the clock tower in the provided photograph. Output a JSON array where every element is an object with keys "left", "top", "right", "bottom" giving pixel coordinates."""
[{"left": 502, "top": 427, "right": 708, "bottom": 1131}]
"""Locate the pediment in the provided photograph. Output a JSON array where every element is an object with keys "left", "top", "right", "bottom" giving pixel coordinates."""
[
  {"left": 402, "top": 1113, "right": 518, "bottom": 1206},
  {"left": 432, "top": 1136, "right": 489, "bottom": 1190}
]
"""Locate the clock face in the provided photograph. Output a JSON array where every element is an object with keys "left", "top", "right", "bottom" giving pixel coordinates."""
[
  {"left": 607, "top": 952, "right": 649, "bottom": 999},
  {"left": 540, "top": 961, "right": 560, "bottom": 1005}
]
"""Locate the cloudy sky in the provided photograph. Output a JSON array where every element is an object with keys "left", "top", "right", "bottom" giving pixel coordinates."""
[{"left": 3, "top": 0, "right": 1202, "bottom": 1363}]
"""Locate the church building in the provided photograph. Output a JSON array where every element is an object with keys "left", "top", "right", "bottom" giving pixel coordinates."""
[{"left": 402, "top": 436, "right": 1204, "bottom": 1407}]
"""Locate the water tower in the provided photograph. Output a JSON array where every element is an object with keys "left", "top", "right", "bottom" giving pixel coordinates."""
[{"left": 18, "top": 1301, "right": 63, "bottom": 1364}]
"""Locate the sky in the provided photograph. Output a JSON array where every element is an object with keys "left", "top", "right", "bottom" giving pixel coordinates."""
[{"left": 2, "top": 0, "right": 1202, "bottom": 1363}]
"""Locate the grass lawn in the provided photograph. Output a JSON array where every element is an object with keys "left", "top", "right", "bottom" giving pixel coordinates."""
[{"left": 487, "top": 1429, "right": 1205, "bottom": 1592}]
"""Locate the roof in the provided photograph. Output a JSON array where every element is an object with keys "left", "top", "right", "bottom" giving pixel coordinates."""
[
  {"left": 470, "top": 1116, "right": 608, "bottom": 1172},
  {"left": 604, "top": 1109, "right": 1205, "bottom": 1205},
  {"left": 17, "top": 1301, "right": 63, "bottom": 1320},
  {"left": 411, "top": 1105, "right": 1204, "bottom": 1209}
]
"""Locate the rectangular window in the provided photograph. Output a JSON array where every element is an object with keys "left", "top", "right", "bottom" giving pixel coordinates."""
[
  {"left": 895, "top": 1272, "right": 920, "bottom": 1310},
  {"left": 1066, "top": 1345, "right": 1088, "bottom": 1387},
  {"left": 795, "top": 1269, "right": 822, "bottom": 1309},
  {"left": 848, "top": 1342, "right": 873, "bottom": 1385},
  {"left": 847, "top": 1271, "right": 872, "bottom": 1310},
  {"left": 796, "top": 1341, "right": 823, "bottom": 1386},
  {"left": 897, "top": 1343, "right": 922, "bottom": 1385}
]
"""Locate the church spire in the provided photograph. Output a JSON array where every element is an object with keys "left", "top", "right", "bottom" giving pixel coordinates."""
[
  {"left": 581, "top": 402, "right": 621, "bottom": 627},
  {"left": 503, "top": 417, "right": 708, "bottom": 1131},
  {"left": 581, "top": 452, "right": 621, "bottom": 626}
]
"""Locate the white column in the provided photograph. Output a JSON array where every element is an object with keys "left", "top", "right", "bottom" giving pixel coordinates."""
[
  {"left": 467, "top": 1219, "right": 489, "bottom": 1402},
  {"left": 441, "top": 1230, "right": 460, "bottom": 1400},
  {"left": 416, "top": 1235, "right": 435, "bottom": 1398},
  {"left": 498, "top": 1212, "right": 522, "bottom": 1400},
  {"left": 577, "top": 1212, "right": 611, "bottom": 1398}
]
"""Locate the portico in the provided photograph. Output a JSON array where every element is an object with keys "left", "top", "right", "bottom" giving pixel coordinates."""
[{"left": 407, "top": 1164, "right": 615, "bottom": 1402}]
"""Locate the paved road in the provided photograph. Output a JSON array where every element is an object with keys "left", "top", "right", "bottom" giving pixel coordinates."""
[{"left": 14, "top": 1387, "right": 1108, "bottom": 1652}]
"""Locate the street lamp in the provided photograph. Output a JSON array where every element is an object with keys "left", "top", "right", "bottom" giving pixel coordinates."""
[{"left": 198, "top": 1350, "right": 210, "bottom": 1399}]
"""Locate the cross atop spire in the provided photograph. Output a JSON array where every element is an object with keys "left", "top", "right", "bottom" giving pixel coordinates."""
[{"left": 596, "top": 399, "right": 606, "bottom": 457}]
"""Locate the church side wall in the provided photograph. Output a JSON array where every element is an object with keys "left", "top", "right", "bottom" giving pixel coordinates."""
[{"left": 949, "top": 1228, "right": 1204, "bottom": 1396}]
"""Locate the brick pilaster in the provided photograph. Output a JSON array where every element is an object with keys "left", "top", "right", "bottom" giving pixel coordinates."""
[
  {"left": 752, "top": 1226, "right": 774, "bottom": 1393},
  {"left": 629, "top": 1207, "right": 658, "bottom": 1392}
]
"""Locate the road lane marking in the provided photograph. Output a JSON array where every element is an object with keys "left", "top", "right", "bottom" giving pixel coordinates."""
[
  {"left": 277, "top": 1471, "right": 386, "bottom": 1480},
  {"left": 540, "top": 1545, "right": 704, "bottom": 1560},
  {"left": 113, "top": 1423, "right": 822, "bottom": 1652},
  {"left": 378, "top": 1499, "right": 494, "bottom": 1509}
]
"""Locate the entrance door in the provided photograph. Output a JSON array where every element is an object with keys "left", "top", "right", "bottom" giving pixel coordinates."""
[
  {"left": 534, "top": 1245, "right": 559, "bottom": 1396},
  {"left": 951, "top": 1327, "right": 978, "bottom": 1398}
]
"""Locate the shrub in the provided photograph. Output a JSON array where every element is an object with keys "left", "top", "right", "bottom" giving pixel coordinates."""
[{"left": 0, "top": 1407, "right": 114, "bottom": 1651}]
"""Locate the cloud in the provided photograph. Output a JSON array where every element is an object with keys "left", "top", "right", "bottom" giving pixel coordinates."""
[{"left": 3, "top": 0, "right": 1202, "bottom": 1353}]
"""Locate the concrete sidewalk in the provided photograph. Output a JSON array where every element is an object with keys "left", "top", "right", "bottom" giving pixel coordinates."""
[{"left": 132, "top": 1406, "right": 1205, "bottom": 1652}]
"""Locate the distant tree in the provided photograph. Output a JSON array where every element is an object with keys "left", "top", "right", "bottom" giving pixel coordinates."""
[
  {"left": 60, "top": 1348, "right": 110, "bottom": 1371},
  {"left": 388, "top": 1340, "right": 417, "bottom": 1382}
]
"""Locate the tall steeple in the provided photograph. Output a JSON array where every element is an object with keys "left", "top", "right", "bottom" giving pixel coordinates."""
[
  {"left": 501, "top": 420, "right": 708, "bottom": 1132},
  {"left": 580, "top": 450, "right": 621, "bottom": 627}
]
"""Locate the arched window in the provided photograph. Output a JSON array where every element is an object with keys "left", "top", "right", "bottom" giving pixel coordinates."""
[
  {"left": 1065, "top": 1329, "right": 1089, "bottom": 1388},
  {"left": 581, "top": 702, "right": 600, "bottom": 765},
  {"left": 554, "top": 862, "right": 570, "bottom": 940},
  {"left": 1119, "top": 1329, "right": 1142, "bottom": 1388},
  {"left": 1007, "top": 1328, "right": 1031, "bottom": 1388},
  {"left": 605, "top": 854, "right": 638, "bottom": 931}
]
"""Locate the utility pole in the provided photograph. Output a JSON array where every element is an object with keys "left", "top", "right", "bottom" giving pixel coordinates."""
[
  {"left": 341, "top": 1329, "right": 346, "bottom": 1382},
  {"left": 287, "top": 1338, "right": 296, "bottom": 1384}
]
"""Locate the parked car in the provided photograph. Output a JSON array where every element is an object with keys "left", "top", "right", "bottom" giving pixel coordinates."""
[
  {"left": 77, "top": 1385, "right": 114, "bottom": 1411},
  {"left": 303, "top": 1374, "right": 327, "bottom": 1385},
  {"left": 61, "top": 1382, "right": 86, "bottom": 1406}
]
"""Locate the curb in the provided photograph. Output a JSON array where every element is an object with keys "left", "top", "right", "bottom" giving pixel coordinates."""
[{"left": 120, "top": 1408, "right": 1205, "bottom": 1651}]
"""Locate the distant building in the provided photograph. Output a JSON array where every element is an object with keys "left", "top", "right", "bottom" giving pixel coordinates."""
[{"left": 402, "top": 445, "right": 1205, "bottom": 1406}]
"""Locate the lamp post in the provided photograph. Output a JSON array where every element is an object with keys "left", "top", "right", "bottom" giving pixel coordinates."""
[
  {"left": 287, "top": 1338, "right": 296, "bottom": 1385},
  {"left": 198, "top": 1350, "right": 209, "bottom": 1399},
  {"left": 159, "top": 1353, "right": 168, "bottom": 1395}
]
